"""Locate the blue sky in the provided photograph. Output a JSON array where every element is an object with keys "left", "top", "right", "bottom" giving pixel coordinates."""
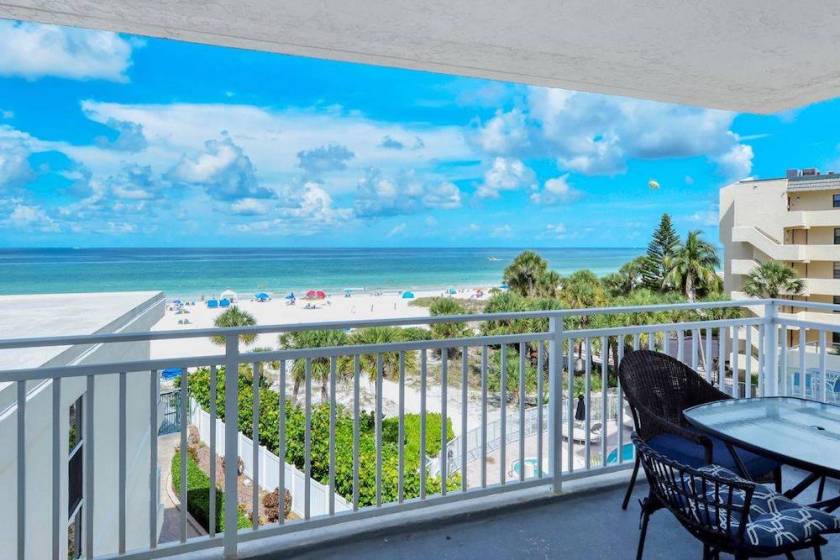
[{"left": 0, "top": 20, "right": 838, "bottom": 248}]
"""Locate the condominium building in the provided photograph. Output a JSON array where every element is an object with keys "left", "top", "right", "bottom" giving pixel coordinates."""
[{"left": 720, "top": 168, "right": 840, "bottom": 336}]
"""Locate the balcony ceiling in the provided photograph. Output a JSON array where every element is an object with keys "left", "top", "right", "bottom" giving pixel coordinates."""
[{"left": 2, "top": 1, "right": 840, "bottom": 113}]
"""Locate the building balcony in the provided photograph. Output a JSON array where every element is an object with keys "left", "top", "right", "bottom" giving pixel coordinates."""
[
  {"left": 2, "top": 298, "right": 839, "bottom": 559},
  {"left": 781, "top": 209, "right": 840, "bottom": 229}
]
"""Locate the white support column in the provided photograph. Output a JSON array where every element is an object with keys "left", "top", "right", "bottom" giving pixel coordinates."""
[
  {"left": 548, "top": 315, "right": 564, "bottom": 494},
  {"left": 763, "top": 301, "right": 779, "bottom": 396}
]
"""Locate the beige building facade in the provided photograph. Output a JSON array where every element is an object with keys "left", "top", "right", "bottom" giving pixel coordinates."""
[{"left": 720, "top": 169, "right": 840, "bottom": 343}]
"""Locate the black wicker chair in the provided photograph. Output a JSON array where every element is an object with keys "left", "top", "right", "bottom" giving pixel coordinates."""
[
  {"left": 633, "top": 433, "right": 839, "bottom": 559},
  {"left": 619, "top": 350, "right": 780, "bottom": 510}
]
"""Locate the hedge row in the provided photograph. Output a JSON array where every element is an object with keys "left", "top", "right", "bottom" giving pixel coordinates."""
[
  {"left": 171, "top": 450, "right": 250, "bottom": 532},
  {"left": 187, "top": 368, "right": 460, "bottom": 508}
]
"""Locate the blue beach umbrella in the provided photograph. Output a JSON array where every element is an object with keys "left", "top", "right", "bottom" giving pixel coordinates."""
[
  {"left": 255, "top": 292, "right": 270, "bottom": 301},
  {"left": 285, "top": 292, "right": 296, "bottom": 300},
  {"left": 401, "top": 291, "right": 415, "bottom": 299}
]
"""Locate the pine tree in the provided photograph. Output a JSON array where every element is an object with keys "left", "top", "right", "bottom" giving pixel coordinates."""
[{"left": 642, "top": 213, "right": 680, "bottom": 290}]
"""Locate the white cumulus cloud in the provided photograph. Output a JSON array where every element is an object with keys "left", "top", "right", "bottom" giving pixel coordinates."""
[
  {"left": 0, "top": 21, "right": 136, "bottom": 82},
  {"left": 530, "top": 174, "right": 583, "bottom": 205},
  {"left": 476, "top": 157, "right": 535, "bottom": 199}
]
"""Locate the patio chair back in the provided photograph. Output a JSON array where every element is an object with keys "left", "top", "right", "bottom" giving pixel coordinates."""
[
  {"left": 632, "top": 433, "right": 754, "bottom": 549},
  {"left": 619, "top": 350, "right": 729, "bottom": 440}
]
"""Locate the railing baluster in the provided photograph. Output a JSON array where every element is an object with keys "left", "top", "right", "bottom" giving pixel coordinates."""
[
  {"left": 799, "top": 327, "right": 807, "bottom": 399},
  {"left": 17, "top": 380, "right": 26, "bottom": 560},
  {"left": 149, "top": 369, "right": 158, "bottom": 550},
  {"left": 180, "top": 367, "right": 189, "bottom": 542},
  {"left": 376, "top": 353, "right": 384, "bottom": 505},
  {"left": 499, "top": 344, "right": 507, "bottom": 485},
  {"left": 566, "top": 339, "right": 574, "bottom": 473},
  {"left": 781, "top": 327, "right": 789, "bottom": 396},
  {"left": 304, "top": 358, "right": 312, "bottom": 520},
  {"left": 819, "top": 331, "right": 827, "bottom": 403},
  {"left": 461, "top": 346, "right": 468, "bottom": 491},
  {"left": 745, "top": 326, "right": 753, "bottom": 399},
  {"left": 731, "top": 326, "right": 739, "bottom": 397},
  {"left": 329, "top": 356, "right": 337, "bottom": 515},
  {"left": 251, "top": 361, "right": 260, "bottom": 529},
  {"left": 617, "top": 340, "right": 625, "bottom": 464},
  {"left": 420, "top": 349, "right": 427, "bottom": 498},
  {"left": 84, "top": 374, "right": 94, "bottom": 560},
  {"left": 352, "top": 355, "right": 360, "bottom": 510},
  {"left": 518, "top": 342, "right": 526, "bottom": 482},
  {"left": 209, "top": 365, "right": 218, "bottom": 535},
  {"left": 223, "top": 336, "right": 240, "bottom": 558},
  {"left": 704, "top": 328, "right": 712, "bottom": 383},
  {"left": 584, "top": 338, "right": 591, "bottom": 469},
  {"left": 600, "top": 336, "right": 608, "bottom": 468},
  {"left": 52, "top": 378, "right": 61, "bottom": 560},
  {"left": 398, "top": 353, "right": 405, "bottom": 502},
  {"left": 718, "top": 328, "right": 726, "bottom": 390},
  {"left": 677, "top": 330, "right": 684, "bottom": 363},
  {"left": 277, "top": 360, "right": 285, "bottom": 525},
  {"left": 118, "top": 371, "right": 127, "bottom": 553},
  {"left": 537, "top": 342, "right": 544, "bottom": 478},
  {"left": 757, "top": 326, "right": 765, "bottom": 397},
  {"left": 691, "top": 329, "right": 698, "bottom": 372},
  {"left": 480, "top": 346, "right": 488, "bottom": 488},
  {"left": 440, "top": 350, "right": 448, "bottom": 495}
]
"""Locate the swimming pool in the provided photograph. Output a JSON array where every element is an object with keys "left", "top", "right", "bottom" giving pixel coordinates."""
[{"left": 607, "top": 443, "right": 634, "bottom": 465}]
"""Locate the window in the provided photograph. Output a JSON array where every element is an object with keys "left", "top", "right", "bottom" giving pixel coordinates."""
[
  {"left": 834, "top": 296, "right": 840, "bottom": 313},
  {"left": 835, "top": 263, "right": 840, "bottom": 280},
  {"left": 834, "top": 193, "right": 840, "bottom": 208},
  {"left": 68, "top": 396, "right": 84, "bottom": 559},
  {"left": 835, "top": 228, "right": 840, "bottom": 245}
]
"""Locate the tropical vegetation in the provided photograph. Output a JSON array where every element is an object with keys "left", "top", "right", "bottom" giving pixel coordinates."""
[
  {"left": 743, "top": 260, "right": 804, "bottom": 299},
  {"left": 210, "top": 306, "right": 258, "bottom": 346}
]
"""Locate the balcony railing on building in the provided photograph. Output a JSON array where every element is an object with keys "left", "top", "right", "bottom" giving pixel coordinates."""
[{"left": 2, "top": 298, "right": 839, "bottom": 559}]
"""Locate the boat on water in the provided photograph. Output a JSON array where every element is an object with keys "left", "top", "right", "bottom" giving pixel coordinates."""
[{"left": 487, "top": 256, "right": 500, "bottom": 261}]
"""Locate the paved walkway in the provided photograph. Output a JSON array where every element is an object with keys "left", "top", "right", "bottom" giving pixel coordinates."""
[{"left": 158, "top": 433, "right": 205, "bottom": 543}]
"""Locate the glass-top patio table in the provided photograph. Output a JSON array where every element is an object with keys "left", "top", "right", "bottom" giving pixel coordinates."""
[{"left": 684, "top": 396, "right": 840, "bottom": 509}]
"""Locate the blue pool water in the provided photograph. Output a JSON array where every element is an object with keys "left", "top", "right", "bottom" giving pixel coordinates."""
[{"left": 607, "top": 443, "right": 635, "bottom": 465}]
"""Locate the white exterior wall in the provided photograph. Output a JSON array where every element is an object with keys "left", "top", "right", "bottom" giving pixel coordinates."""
[{"left": 0, "top": 292, "right": 164, "bottom": 558}]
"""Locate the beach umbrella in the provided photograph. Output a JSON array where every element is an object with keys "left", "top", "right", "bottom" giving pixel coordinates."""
[
  {"left": 401, "top": 291, "right": 415, "bottom": 299},
  {"left": 220, "top": 289, "right": 237, "bottom": 301},
  {"left": 447, "top": 287, "right": 457, "bottom": 295},
  {"left": 574, "top": 395, "right": 586, "bottom": 422},
  {"left": 207, "top": 299, "right": 219, "bottom": 309},
  {"left": 285, "top": 292, "right": 296, "bottom": 300},
  {"left": 255, "top": 292, "right": 270, "bottom": 302},
  {"left": 305, "top": 289, "right": 317, "bottom": 299},
  {"left": 315, "top": 290, "right": 326, "bottom": 299}
]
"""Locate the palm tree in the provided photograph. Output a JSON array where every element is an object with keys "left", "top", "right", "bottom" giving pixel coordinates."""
[
  {"left": 560, "top": 270, "right": 607, "bottom": 365},
  {"left": 429, "top": 298, "right": 473, "bottom": 358},
  {"left": 210, "top": 306, "right": 257, "bottom": 346},
  {"left": 602, "top": 256, "right": 647, "bottom": 297},
  {"left": 664, "top": 230, "right": 719, "bottom": 302},
  {"left": 279, "top": 329, "right": 348, "bottom": 401},
  {"left": 503, "top": 251, "right": 550, "bottom": 297},
  {"left": 349, "top": 326, "right": 418, "bottom": 379},
  {"left": 743, "top": 261, "right": 804, "bottom": 299}
]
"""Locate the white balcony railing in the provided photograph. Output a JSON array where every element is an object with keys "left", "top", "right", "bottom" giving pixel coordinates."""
[{"left": 2, "top": 298, "right": 840, "bottom": 559}]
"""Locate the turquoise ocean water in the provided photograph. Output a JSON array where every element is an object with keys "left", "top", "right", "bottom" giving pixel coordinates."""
[{"left": 0, "top": 248, "right": 643, "bottom": 297}]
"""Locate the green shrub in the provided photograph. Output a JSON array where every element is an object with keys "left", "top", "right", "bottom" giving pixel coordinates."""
[
  {"left": 171, "top": 450, "right": 250, "bottom": 531},
  {"left": 189, "top": 368, "right": 460, "bottom": 507}
]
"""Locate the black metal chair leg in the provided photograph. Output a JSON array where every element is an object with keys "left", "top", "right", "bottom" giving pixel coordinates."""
[
  {"left": 815, "top": 542, "right": 823, "bottom": 560},
  {"left": 774, "top": 465, "right": 783, "bottom": 493},
  {"left": 817, "top": 476, "right": 826, "bottom": 501},
  {"left": 636, "top": 505, "right": 650, "bottom": 560},
  {"left": 623, "top": 454, "right": 641, "bottom": 510}
]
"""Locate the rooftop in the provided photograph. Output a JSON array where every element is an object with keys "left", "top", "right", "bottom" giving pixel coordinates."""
[{"left": 0, "top": 290, "right": 163, "bottom": 370}]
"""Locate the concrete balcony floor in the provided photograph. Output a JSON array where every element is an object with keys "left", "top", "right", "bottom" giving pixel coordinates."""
[{"left": 263, "top": 469, "right": 840, "bottom": 560}]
